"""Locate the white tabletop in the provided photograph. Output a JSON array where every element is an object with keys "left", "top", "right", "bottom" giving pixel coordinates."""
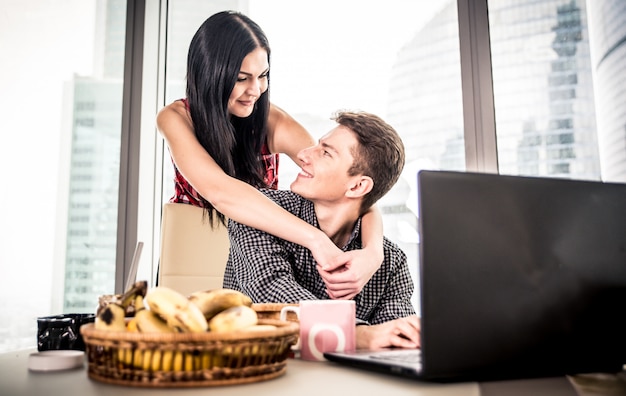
[
  {"left": 0, "top": 348, "right": 476, "bottom": 396},
  {"left": 1, "top": 348, "right": 622, "bottom": 396}
]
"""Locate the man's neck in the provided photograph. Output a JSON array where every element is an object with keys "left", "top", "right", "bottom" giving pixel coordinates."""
[{"left": 313, "top": 202, "right": 361, "bottom": 248}]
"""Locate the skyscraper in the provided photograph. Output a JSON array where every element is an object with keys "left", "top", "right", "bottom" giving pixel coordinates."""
[{"left": 587, "top": 0, "right": 626, "bottom": 183}]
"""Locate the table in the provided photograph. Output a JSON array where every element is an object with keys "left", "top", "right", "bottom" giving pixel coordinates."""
[{"left": 0, "top": 349, "right": 622, "bottom": 396}]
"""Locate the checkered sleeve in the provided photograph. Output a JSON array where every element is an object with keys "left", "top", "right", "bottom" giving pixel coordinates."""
[
  {"left": 356, "top": 239, "right": 417, "bottom": 325},
  {"left": 222, "top": 191, "right": 320, "bottom": 303}
]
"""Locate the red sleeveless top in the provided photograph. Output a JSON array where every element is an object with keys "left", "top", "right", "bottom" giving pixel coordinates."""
[{"left": 169, "top": 99, "right": 279, "bottom": 207}]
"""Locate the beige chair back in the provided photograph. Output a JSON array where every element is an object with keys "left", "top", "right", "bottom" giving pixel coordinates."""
[{"left": 158, "top": 203, "right": 229, "bottom": 296}]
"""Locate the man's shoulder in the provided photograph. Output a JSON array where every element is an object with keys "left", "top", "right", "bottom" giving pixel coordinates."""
[
  {"left": 382, "top": 236, "right": 407, "bottom": 262},
  {"left": 259, "top": 188, "right": 309, "bottom": 214},
  {"left": 259, "top": 188, "right": 297, "bottom": 200}
]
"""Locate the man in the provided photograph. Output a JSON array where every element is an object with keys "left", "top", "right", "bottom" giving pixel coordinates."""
[{"left": 223, "top": 111, "right": 419, "bottom": 349}]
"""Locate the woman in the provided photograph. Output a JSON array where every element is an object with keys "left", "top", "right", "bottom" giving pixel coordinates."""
[{"left": 157, "top": 11, "right": 383, "bottom": 299}]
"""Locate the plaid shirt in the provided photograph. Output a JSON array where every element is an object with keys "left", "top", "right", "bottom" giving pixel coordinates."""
[{"left": 223, "top": 189, "right": 416, "bottom": 325}]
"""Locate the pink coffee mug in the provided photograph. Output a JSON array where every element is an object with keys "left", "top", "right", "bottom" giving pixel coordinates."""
[{"left": 280, "top": 300, "right": 356, "bottom": 361}]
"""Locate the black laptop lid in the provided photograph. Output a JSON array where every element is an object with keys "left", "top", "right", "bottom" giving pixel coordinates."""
[{"left": 417, "top": 170, "right": 626, "bottom": 381}]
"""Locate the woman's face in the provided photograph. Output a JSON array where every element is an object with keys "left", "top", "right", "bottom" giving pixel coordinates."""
[{"left": 228, "top": 47, "right": 269, "bottom": 118}]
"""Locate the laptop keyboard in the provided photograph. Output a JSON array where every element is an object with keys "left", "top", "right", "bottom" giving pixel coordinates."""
[{"left": 369, "top": 350, "right": 422, "bottom": 364}]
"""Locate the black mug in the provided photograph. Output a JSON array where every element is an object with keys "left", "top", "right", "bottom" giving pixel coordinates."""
[{"left": 37, "top": 313, "right": 95, "bottom": 351}]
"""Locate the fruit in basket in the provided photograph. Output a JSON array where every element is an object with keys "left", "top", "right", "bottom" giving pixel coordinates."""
[
  {"left": 117, "top": 347, "right": 131, "bottom": 366},
  {"left": 208, "top": 305, "right": 258, "bottom": 333},
  {"left": 134, "top": 307, "right": 177, "bottom": 333},
  {"left": 189, "top": 288, "right": 253, "bottom": 320},
  {"left": 145, "top": 286, "right": 208, "bottom": 332},
  {"left": 95, "top": 303, "right": 127, "bottom": 331},
  {"left": 96, "top": 280, "right": 148, "bottom": 322},
  {"left": 142, "top": 349, "right": 153, "bottom": 371},
  {"left": 126, "top": 317, "right": 139, "bottom": 332}
]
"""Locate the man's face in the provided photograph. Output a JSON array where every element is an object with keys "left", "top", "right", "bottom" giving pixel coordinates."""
[{"left": 290, "top": 125, "right": 359, "bottom": 204}]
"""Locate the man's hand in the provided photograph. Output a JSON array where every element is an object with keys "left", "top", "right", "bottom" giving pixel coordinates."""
[
  {"left": 317, "top": 249, "right": 382, "bottom": 299},
  {"left": 356, "top": 316, "right": 421, "bottom": 350}
]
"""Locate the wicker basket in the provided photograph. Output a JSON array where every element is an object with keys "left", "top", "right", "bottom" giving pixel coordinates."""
[
  {"left": 252, "top": 303, "right": 299, "bottom": 322},
  {"left": 80, "top": 319, "right": 299, "bottom": 387}
]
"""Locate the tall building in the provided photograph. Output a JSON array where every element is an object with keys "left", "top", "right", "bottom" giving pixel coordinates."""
[
  {"left": 506, "top": 0, "right": 600, "bottom": 179},
  {"left": 587, "top": 0, "right": 626, "bottom": 183}
]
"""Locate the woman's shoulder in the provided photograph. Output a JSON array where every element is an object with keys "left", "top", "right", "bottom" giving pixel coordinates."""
[
  {"left": 158, "top": 99, "right": 187, "bottom": 118},
  {"left": 156, "top": 99, "right": 192, "bottom": 134}
]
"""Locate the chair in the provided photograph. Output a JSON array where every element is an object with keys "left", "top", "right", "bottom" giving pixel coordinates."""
[{"left": 158, "top": 202, "right": 229, "bottom": 296}]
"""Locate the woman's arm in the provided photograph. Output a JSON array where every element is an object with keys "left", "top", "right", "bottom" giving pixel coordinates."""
[
  {"left": 266, "top": 103, "right": 316, "bottom": 157},
  {"left": 269, "top": 104, "right": 385, "bottom": 299},
  {"left": 156, "top": 102, "right": 341, "bottom": 266}
]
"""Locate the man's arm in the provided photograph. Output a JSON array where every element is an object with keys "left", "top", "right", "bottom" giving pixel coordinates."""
[
  {"left": 365, "top": 243, "right": 417, "bottom": 325},
  {"left": 356, "top": 315, "right": 421, "bottom": 350},
  {"left": 352, "top": 241, "right": 420, "bottom": 349}
]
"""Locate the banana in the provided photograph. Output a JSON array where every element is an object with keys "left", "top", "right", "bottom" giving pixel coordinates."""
[
  {"left": 145, "top": 286, "right": 208, "bottom": 333},
  {"left": 161, "top": 350, "right": 173, "bottom": 371},
  {"left": 120, "top": 280, "right": 148, "bottom": 310},
  {"left": 133, "top": 349, "right": 143, "bottom": 368},
  {"left": 119, "top": 348, "right": 132, "bottom": 366},
  {"left": 126, "top": 317, "right": 139, "bottom": 332},
  {"left": 184, "top": 353, "right": 194, "bottom": 372},
  {"left": 208, "top": 305, "right": 258, "bottom": 333},
  {"left": 151, "top": 349, "right": 163, "bottom": 371},
  {"left": 201, "top": 352, "right": 211, "bottom": 369},
  {"left": 96, "top": 280, "right": 147, "bottom": 317},
  {"left": 95, "top": 303, "right": 126, "bottom": 331},
  {"left": 134, "top": 294, "right": 145, "bottom": 311},
  {"left": 188, "top": 288, "right": 253, "bottom": 321},
  {"left": 134, "top": 308, "right": 177, "bottom": 333},
  {"left": 142, "top": 349, "right": 153, "bottom": 372},
  {"left": 173, "top": 351, "right": 183, "bottom": 372}
]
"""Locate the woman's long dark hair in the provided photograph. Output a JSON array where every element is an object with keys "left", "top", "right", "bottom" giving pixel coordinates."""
[{"left": 186, "top": 11, "right": 271, "bottom": 226}]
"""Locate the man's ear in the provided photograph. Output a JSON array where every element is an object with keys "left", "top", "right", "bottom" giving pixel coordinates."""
[{"left": 346, "top": 176, "right": 373, "bottom": 198}]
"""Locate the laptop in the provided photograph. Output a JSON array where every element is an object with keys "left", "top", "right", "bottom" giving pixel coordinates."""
[{"left": 325, "top": 170, "right": 626, "bottom": 382}]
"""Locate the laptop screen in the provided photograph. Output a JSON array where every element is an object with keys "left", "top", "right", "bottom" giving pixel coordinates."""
[{"left": 417, "top": 170, "right": 626, "bottom": 381}]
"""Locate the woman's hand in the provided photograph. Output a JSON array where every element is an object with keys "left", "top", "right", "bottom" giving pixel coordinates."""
[
  {"left": 308, "top": 231, "right": 346, "bottom": 274},
  {"left": 316, "top": 204, "right": 385, "bottom": 299},
  {"left": 356, "top": 316, "right": 421, "bottom": 350},
  {"left": 317, "top": 248, "right": 383, "bottom": 299}
]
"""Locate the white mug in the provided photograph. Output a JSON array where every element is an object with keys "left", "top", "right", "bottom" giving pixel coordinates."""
[{"left": 280, "top": 300, "right": 356, "bottom": 361}]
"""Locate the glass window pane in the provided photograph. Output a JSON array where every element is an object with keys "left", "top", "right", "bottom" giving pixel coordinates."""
[
  {"left": 161, "top": 0, "right": 463, "bottom": 312},
  {"left": 0, "top": 0, "right": 126, "bottom": 352},
  {"left": 488, "top": 0, "right": 626, "bottom": 183}
]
